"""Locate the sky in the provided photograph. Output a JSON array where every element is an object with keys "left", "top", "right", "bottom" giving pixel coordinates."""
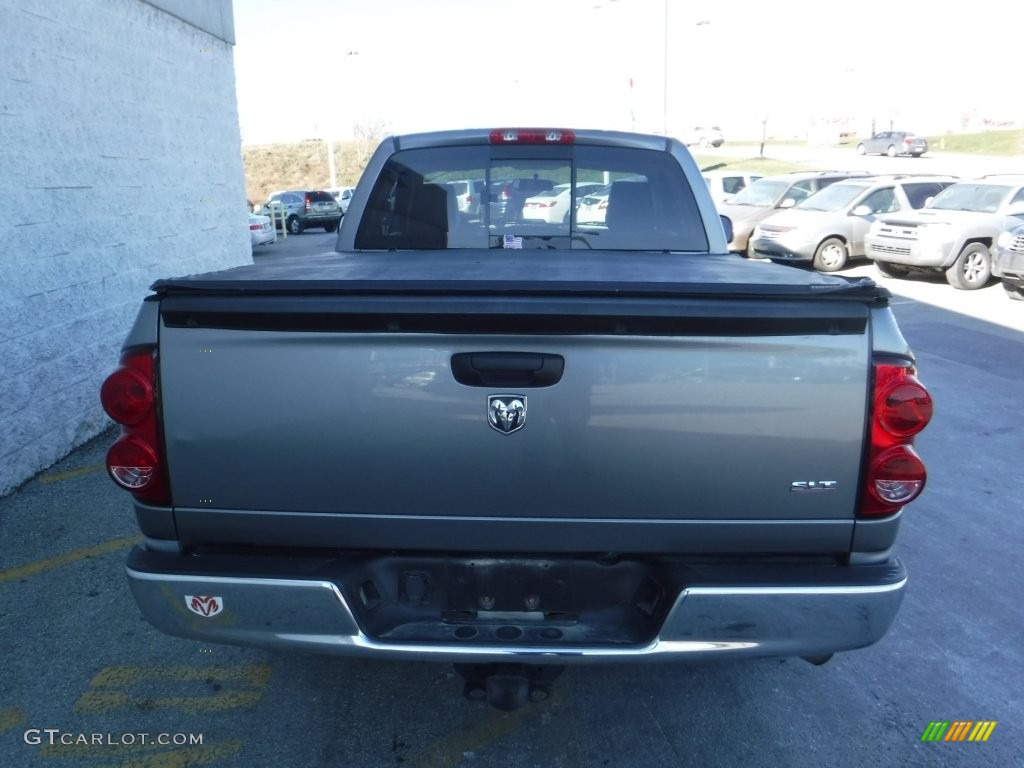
[{"left": 232, "top": 0, "right": 1021, "bottom": 145}]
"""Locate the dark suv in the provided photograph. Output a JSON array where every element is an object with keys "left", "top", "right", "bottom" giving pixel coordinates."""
[
  {"left": 718, "top": 171, "right": 871, "bottom": 255},
  {"left": 262, "top": 190, "right": 342, "bottom": 234}
]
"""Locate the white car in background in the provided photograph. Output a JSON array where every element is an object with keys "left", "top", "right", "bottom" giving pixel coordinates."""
[
  {"left": 703, "top": 170, "right": 763, "bottom": 207},
  {"left": 325, "top": 187, "right": 355, "bottom": 215},
  {"left": 521, "top": 182, "right": 606, "bottom": 224},
  {"left": 575, "top": 184, "right": 612, "bottom": 224},
  {"left": 575, "top": 175, "right": 649, "bottom": 224},
  {"left": 248, "top": 212, "right": 276, "bottom": 248},
  {"left": 445, "top": 179, "right": 486, "bottom": 219},
  {"left": 680, "top": 126, "right": 725, "bottom": 148}
]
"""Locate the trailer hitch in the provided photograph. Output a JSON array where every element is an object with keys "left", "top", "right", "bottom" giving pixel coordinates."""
[{"left": 453, "top": 663, "right": 565, "bottom": 711}]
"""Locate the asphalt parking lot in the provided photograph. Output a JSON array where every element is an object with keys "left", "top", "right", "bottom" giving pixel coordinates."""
[{"left": 3, "top": 225, "right": 1022, "bottom": 768}]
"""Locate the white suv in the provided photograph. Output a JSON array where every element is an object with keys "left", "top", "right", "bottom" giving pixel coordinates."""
[
  {"left": 444, "top": 179, "right": 485, "bottom": 220},
  {"left": 865, "top": 175, "right": 1024, "bottom": 289}
]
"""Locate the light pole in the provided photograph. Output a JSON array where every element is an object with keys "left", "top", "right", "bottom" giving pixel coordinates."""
[{"left": 327, "top": 50, "right": 359, "bottom": 188}]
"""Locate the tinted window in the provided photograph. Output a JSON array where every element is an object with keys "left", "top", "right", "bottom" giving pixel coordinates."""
[
  {"left": 722, "top": 176, "right": 746, "bottom": 195},
  {"left": 860, "top": 187, "right": 898, "bottom": 214},
  {"left": 354, "top": 145, "right": 707, "bottom": 251},
  {"left": 816, "top": 177, "right": 846, "bottom": 193},
  {"left": 786, "top": 180, "right": 816, "bottom": 204},
  {"left": 729, "top": 179, "right": 789, "bottom": 206},
  {"left": 903, "top": 182, "right": 946, "bottom": 209},
  {"left": 930, "top": 183, "right": 1011, "bottom": 213},
  {"left": 307, "top": 191, "right": 335, "bottom": 202},
  {"left": 798, "top": 182, "right": 870, "bottom": 212}
]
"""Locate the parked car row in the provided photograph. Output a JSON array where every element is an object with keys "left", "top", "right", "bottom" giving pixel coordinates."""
[
  {"left": 749, "top": 174, "right": 958, "bottom": 271},
  {"left": 521, "top": 182, "right": 606, "bottom": 224},
  {"left": 720, "top": 167, "right": 1024, "bottom": 297},
  {"left": 252, "top": 169, "right": 1023, "bottom": 299},
  {"left": 439, "top": 178, "right": 628, "bottom": 226},
  {"left": 718, "top": 171, "right": 873, "bottom": 256}
]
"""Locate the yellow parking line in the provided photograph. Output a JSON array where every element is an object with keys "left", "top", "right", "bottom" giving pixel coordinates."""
[
  {"left": 75, "top": 690, "right": 264, "bottom": 716},
  {"left": 89, "top": 665, "right": 272, "bottom": 688},
  {"left": 38, "top": 463, "right": 105, "bottom": 484},
  {"left": 0, "top": 706, "right": 27, "bottom": 732},
  {"left": 0, "top": 535, "right": 141, "bottom": 584},
  {"left": 41, "top": 741, "right": 163, "bottom": 758},
  {"left": 40, "top": 739, "right": 231, "bottom": 759},
  {"left": 75, "top": 665, "right": 273, "bottom": 716},
  {"left": 94, "top": 741, "right": 242, "bottom": 768},
  {"left": 410, "top": 692, "right": 557, "bottom": 768}
]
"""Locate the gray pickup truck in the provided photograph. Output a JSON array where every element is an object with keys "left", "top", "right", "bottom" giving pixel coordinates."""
[{"left": 101, "top": 128, "right": 933, "bottom": 708}]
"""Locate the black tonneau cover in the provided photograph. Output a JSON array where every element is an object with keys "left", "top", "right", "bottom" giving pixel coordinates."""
[{"left": 151, "top": 250, "right": 888, "bottom": 302}]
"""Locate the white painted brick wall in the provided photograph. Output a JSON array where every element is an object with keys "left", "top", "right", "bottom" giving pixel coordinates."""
[{"left": 0, "top": 0, "right": 249, "bottom": 495}]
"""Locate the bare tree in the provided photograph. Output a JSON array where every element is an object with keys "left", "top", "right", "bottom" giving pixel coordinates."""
[{"left": 354, "top": 120, "right": 390, "bottom": 165}]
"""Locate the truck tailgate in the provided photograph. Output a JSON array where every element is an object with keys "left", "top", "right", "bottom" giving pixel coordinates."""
[{"left": 157, "top": 287, "right": 873, "bottom": 554}]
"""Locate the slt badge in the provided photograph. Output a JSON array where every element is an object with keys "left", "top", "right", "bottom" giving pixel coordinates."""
[{"left": 487, "top": 395, "right": 527, "bottom": 434}]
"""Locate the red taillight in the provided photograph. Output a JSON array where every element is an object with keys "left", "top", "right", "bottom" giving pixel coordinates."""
[
  {"left": 465, "top": 194, "right": 473, "bottom": 206},
  {"left": 304, "top": 196, "right": 312, "bottom": 211},
  {"left": 100, "top": 348, "right": 169, "bottom": 504},
  {"left": 107, "top": 437, "right": 158, "bottom": 490},
  {"left": 100, "top": 361, "right": 153, "bottom": 425},
  {"left": 598, "top": 200, "right": 608, "bottom": 210},
  {"left": 249, "top": 224, "right": 261, "bottom": 231},
  {"left": 861, "top": 361, "right": 932, "bottom": 516},
  {"left": 868, "top": 445, "right": 927, "bottom": 506},
  {"left": 489, "top": 128, "right": 575, "bottom": 144},
  {"left": 875, "top": 368, "right": 932, "bottom": 438}
]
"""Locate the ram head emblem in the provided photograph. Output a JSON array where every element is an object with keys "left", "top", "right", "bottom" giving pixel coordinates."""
[{"left": 487, "top": 395, "right": 527, "bottom": 434}]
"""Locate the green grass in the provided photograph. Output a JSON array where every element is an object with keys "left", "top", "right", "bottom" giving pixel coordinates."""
[
  {"left": 725, "top": 139, "right": 808, "bottom": 148},
  {"left": 693, "top": 155, "right": 820, "bottom": 175},
  {"left": 925, "top": 129, "right": 1024, "bottom": 156}
]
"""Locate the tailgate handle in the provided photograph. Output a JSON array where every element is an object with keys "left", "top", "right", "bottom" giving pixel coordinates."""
[{"left": 451, "top": 352, "right": 564, "bottom": 388}]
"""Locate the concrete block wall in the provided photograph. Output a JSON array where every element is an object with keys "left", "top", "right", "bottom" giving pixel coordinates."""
[{"left": 0, "top": 0, "right": 248, "bottom": 496}]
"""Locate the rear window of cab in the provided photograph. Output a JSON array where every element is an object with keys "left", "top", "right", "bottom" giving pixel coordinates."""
[{"left": 354, "top": 145, "right": 708, "bottom": 252}]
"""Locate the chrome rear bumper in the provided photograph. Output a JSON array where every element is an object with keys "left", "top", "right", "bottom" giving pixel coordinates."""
[{"left": 126, "top": 551, "right": 906, "bottom": 663}]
